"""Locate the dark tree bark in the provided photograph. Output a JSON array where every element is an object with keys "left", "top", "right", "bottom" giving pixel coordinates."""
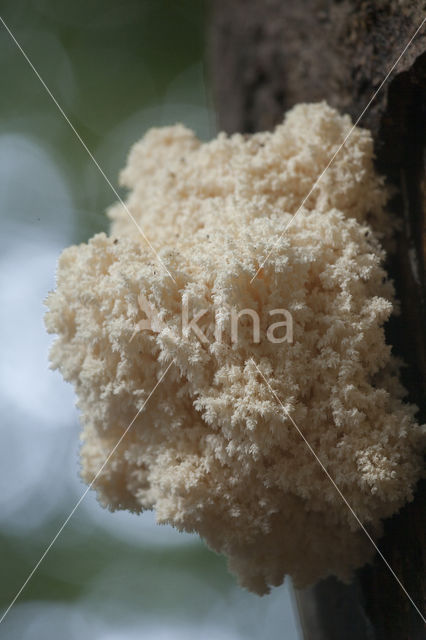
[{"left": 209, "top": 2, "right": 426, "bottom": 639}]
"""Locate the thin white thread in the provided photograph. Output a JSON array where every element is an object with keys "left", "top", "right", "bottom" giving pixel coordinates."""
[
  {"left": 2, "top": 7, "right": 425, "bottom": 626},
  {"left": 250, "top": 16, "right": 426, "bottom": 283},
  {"left": 0, "top": 361, "right": 174, "bottom": 625},
  {"left": 0, "top": 16, "right": 176, "bottom": 284},
  {"left": 251, "top": 359, "right": 426, "bottom": 624}
]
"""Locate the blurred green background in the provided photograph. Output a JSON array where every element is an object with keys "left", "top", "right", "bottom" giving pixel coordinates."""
[{"left": 0, "top": 2, "right": 301, "bottom": 638}]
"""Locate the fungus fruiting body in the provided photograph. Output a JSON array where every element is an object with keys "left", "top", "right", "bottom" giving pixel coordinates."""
[{"left": 46, "top": 102, "right": 425, "bottom": 595}]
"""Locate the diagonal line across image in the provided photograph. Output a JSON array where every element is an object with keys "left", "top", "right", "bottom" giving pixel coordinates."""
[
  {"left": 1, "top": 9, "right": 425, "bottom": 631},
  {"left": 251, "top": 359, "right": 426, "bottom": 624},
  {"left": 249, "top": 16, "right": 426, "bottom": 284},
  {"left": 0, "top": 360, "right": 174, "bottom": 625},
  {"left": 0, "top": 16, "right": 176, "bottom": 284}
]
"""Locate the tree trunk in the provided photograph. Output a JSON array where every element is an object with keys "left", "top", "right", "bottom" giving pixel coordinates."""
[{"left": 208, "top": 2, "right": 426, "bottom": 638}]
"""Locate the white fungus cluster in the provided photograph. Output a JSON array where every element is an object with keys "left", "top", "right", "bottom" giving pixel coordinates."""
[{"left": 45, "top": 102, "right": 425, "bottom": 595}]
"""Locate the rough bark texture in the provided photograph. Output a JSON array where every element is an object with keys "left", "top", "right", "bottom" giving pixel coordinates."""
[{"left": 209, "top": 2, "right": 426, "bottom": 639}]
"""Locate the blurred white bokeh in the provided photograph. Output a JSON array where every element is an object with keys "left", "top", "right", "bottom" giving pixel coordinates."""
[
  {"left": 0, "top": 134, "right": 196, "bottom": 545},
  {"left": 2, "top": 600, "right": 250, "bottom": 640}
]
